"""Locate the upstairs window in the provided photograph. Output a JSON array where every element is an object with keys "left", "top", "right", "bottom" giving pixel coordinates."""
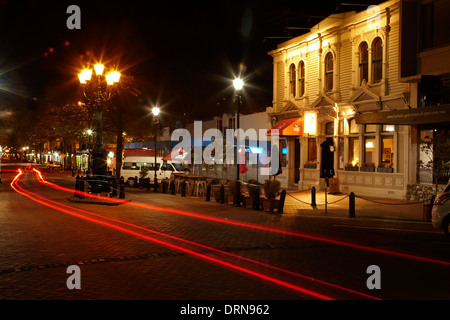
[
  {"left": 325, "top": 53, "right": 334, "bottom": 92},
  {"left": 359, "top": 42, "right": 369, "bottom": 85},
  {"left": 372, "top": 37, "right": 383, "bottom": 83},
  {"left": 289, "top": 63, "right": 296, "bottom": 97},
  {"left": 298, "top": 61, "right": 305, "bottom": 97}
]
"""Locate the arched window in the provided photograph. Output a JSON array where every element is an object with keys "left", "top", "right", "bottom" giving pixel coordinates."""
[
  {"left": 372, "top": 37, "right": 382, "bottom": 83},
  {"left": 324, "top": 53, "right": 333, "bottom": 92},
  {"left": 289, "top": 63, "right": 296, "bottom": 97},
  {"left": 298, "top": 61, "right": 305, "bottom": 97},
  {"left": 359, "top": 42, "right": 368, "bottom": 85}
]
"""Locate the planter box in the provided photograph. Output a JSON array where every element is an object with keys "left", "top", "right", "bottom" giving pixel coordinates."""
[
  {"left": 243, "top": 196, "right": 253, "bottom": 208},
  {"left": 377, "top": 167, "right": 394, "bottom": 173},
  {"left": 304, "top": 164, "right": 317, "bottom": 169},
  {"left": 360, "top": 166, "right": 375, "bottom": 172},
  {"left": 262, "top": 199, "right": 280, "bottom": 212},
  {"left": 225, "top": 194, "right": 234, "bottom": 205},
  {"left": 344, "top": 166, "right": 359, "bottom": 172}
]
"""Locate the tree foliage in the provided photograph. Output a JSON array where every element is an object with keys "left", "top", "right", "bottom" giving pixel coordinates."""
[{"left": 418, "top": 129, "right": 450, "bottom": 191}]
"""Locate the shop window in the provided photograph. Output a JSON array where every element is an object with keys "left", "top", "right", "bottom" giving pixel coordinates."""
[
  {"left": 372, "top": 37, "right": 383, "bottom": 83},
  {"left": 324, "top": 52, "right": 333, "bottom": 92},
  {"left": 289, "top": 63, "right": 296, "bottom": 97},
  {"left": 382, "top": 125, "right": 395, "bottom": 132},
  {"left": 298, "top": 61, "right": 305, "bottom": 97},
  {"left": 364, "top": 136, "right": 376, "bottom": 167},
  {"left": 381, "top": 135, "right": 394, "bottom": 168},
  {"left": 348, "top": 137, "right": 359, "bottom": 167},
  {"left": 359, "top": 42, "right": 369, "bottom": 85}
]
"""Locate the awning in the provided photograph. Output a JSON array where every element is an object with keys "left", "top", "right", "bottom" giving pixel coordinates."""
[
  {"left": 355, "top": 105, "right": 450, "bottom": 125},
  {"left": 267, "top": 118, "right": 302, "bottom": 136}
]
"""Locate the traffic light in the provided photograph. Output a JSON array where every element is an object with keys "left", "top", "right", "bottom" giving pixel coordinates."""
[{"left": 320, "top": 138, "right": 335, "bottom": 179}]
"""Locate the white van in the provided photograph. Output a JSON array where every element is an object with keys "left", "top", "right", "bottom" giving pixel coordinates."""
[{"left": 120, "top": 156, "right": 181, "bottom": 184}]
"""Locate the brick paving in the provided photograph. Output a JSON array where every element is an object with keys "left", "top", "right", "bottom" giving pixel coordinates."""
[{"left": 0, "top": 167, "right": 438, "bottom": 301}]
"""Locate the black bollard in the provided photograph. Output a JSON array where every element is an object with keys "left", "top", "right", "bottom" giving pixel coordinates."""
[
  {"left": 349, "top": 192, "right": 356, "bottom": 218},
  {"left": 253, "top": 186, "right": 261, "bottom": 210},
  {"left": 79, "top": 176, "right": 85, "bottom": 199},
  {"left": 154, "top": 177, "right": 158, "bottom": 192},
  {"left": 112, "top": 178, "right": 118, "bottom": 197},
  {"left": 181, "top": 180, "right": 186, "bottom": 197},
  {"left": 119, "top": 176, "right": 125, "bottom": 199},
  {"left": 205, "top": 183, "right": 211, "bottom": 201},
  {"left": 311, "top": 186, "right": 317, "bottom": 207},
  {"left": 234, "top": 180, "right": 241, "bottom": 207},
  {"left": 74, "top": 175, "right": 80, "bottom": 198},
  {"left": 278, "top": 190, "right": 287, "bottom": 213},
  {"left": 170, "top": 180, "right": 176, "bottom": 195},
  {"left": 219, "top": 184, "right": 225, "bottom": 204}
]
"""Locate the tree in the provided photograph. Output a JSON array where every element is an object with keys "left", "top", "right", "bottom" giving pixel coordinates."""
[
  {"left": 418, "top": 129, "right": 450, "bottom": 193},
  {"left": 25, "top": 101, "right": 91, "bottom": 167},
  {"left": 102, "top": 75, "right": 149, "bottom": 178}
]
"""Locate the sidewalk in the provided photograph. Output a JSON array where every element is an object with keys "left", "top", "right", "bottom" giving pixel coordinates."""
[
  {"left": 282, "top": 190, "right": 427, "bottom": 222},
  {"left": 18, "top": 167, "right": 430, "bottom": 224},
  {"left": 116, "top": 183, "right": 428, "bottom": 223}
]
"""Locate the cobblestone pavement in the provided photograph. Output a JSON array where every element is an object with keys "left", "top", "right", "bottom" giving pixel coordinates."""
[{"left": 0, "top": 167, "right": 447, "bottom": 305}]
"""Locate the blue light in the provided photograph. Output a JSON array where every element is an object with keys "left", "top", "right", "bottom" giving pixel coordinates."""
[
  {"left": 282, "top": 148, "right": 287, "bottom": 155},
  {"left": 249, "top": 147, "right": 263, "bottom": 154}
]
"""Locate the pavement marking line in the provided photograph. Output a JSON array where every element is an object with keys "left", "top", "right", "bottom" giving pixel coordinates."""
[
  {"left": 30, "top": 168, "right": 450, "bottom": 268},
  {"left": 332, "top": 224, "right": 441, "bottom": 234}
]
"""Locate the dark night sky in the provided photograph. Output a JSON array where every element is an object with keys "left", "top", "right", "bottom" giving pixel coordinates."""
[{"left": 0, "top": 0, "right": 379, "bottom": 122}]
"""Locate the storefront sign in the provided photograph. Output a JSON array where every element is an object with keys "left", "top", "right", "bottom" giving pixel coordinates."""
[
  {"left": 304, "top": 112, "right": 317, "bottom": 134},
  {"left": 355, "top": 105, "right": 450, "bottom": 125}
]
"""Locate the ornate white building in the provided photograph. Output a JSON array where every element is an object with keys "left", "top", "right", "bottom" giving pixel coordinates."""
[{"left": 267, "top": 0, "right": 450, "bottom": 199}]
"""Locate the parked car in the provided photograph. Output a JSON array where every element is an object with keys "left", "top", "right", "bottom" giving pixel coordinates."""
[
  {"left": 46, "top": 161, "right": 61, "bottom": 169},
  {"left": 432, "top": 182, "right": 450, "bottom": 240}
]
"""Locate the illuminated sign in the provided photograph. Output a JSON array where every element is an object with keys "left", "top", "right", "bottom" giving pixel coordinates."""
[{"left": 304, "top": 112, "right": 317, "bottom": 134}]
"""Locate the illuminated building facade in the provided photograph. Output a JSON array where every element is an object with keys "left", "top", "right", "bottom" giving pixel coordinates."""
[{"left": 268, "top": 0, "right": 450, "bottom": 199}]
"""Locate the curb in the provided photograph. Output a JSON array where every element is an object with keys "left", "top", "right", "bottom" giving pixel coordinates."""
[{"left": 67, "top": 196, "right": 130, "bottom": 206}]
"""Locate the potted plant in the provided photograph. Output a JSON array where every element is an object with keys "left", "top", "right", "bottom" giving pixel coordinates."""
[
  {"left": 226, "top": 179, "right": 237, "bottom": 204},
  {"left": 377, "top": 164, "right": 394, "bottom": 173},
  {"left": 139, "top": 167, "right": 151, "bottom": 189},
  {"left": 345, "top": 163, "right": 359, "bottom": 171},
  {"left": 244, "top": 179, "right": 261, "bottom": 208},
  {"left": 361, "top": 163, "right": 375, "bottom": 172},
  {"left": 262, "top": 179, "right": 281, "bottom": 212}
]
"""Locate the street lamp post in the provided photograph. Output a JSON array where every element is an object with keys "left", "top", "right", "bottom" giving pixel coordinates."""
[
  {"left": 233, "top": 78, "right": 243, "bottom": 207},
  {"left": 78, "top": 63, "right": 120, "bottom": 193},
  {"left": 152, "top": 106, "right": 160, "bottom": 192}
]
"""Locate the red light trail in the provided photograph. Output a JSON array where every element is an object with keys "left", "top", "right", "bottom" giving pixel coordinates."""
[
  {"left": 12, "top": 169, "right": 339, "bottom": 300},
  {"left": 31, "top": 168, "right": 450, "bottom": 268},
  {"left": 14, "top": 169, "right": 384, "bottom": 300}
]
